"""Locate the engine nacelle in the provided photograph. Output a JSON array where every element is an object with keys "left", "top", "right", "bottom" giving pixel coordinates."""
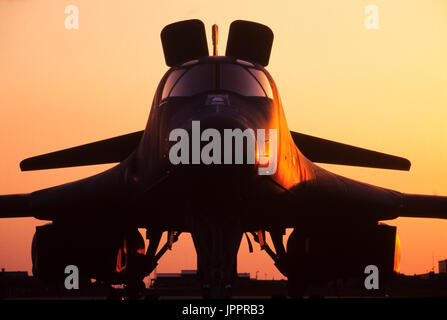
[
  {"left": 31, "top": 223, "right": 145, "bottom": 284},
  {"left": 285, "top": 222, "right": 399, "bottom": 295}
]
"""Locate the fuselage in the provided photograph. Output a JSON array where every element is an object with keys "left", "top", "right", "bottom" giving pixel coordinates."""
[{"left": 123, "top": 57, "right": 317, "bottom": 229}]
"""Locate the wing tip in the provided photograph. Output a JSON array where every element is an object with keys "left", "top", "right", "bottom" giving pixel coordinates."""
[
  {"left": 403, "top": 158, "right": 411, "bottom": 171},
  {"left": 19, "top": 159, "right": 30, "bottom": 171},
  {"left": 20, "top": 158, "right": 42, "bottom": 171}
]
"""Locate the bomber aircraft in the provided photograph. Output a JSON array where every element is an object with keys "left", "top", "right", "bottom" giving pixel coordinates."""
[{"left": 1, "top": 20, "right": 446, "bottom": 298}]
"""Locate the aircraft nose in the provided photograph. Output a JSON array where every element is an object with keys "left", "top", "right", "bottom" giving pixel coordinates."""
[
  {"left": 164, "top": 114, "right": 259, "bottom": 168},
  {"left": 195, "top": 115, "right": 248, "bottom": 133}
]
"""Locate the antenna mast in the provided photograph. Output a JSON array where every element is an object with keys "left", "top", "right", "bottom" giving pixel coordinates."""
[{"left": 212, "top": 24, "right": 218, "bottom": 56}]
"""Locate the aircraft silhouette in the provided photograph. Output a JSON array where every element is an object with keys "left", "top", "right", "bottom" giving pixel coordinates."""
[{"left": 1, "top": 19, "right": 446, "bottom": 298}]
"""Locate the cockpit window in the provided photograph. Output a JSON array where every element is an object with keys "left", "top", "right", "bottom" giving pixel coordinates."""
[
  {"left": 161, "top": 69, "right": 185, "bottom": 99},
  {"left": 220, "top": 64, "right": 266, "bottom": 97},
  {"left": 169, "top": 64, "right": 214, "bottom": 97},
  {"left": 248, "top": 68, "right": 273, "bottom": 99},
  {"left": 162, "top": 62, "right": 273, "bottom": 100}
]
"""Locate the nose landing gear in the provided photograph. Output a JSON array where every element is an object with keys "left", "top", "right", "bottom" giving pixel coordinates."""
[{"left": 191, "top": 217, "right": 242, "bottom": 299}]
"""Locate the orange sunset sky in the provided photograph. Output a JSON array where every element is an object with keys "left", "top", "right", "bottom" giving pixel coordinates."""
[{"left": 0, "top": 0, "right": 446, "bottom": 281}]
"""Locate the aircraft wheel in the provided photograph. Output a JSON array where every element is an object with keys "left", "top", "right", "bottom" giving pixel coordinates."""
[{"left": 124, "top": 278, "right": 146, "bottom": 300}]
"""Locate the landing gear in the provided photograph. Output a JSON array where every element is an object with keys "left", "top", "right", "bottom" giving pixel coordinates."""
[
  {"left": 249, "top": 228, "right": 310, "bottom": 298},
  {"left": 287, "top": 273, "right": 309, "bottom": 298},
  {"left": 124, "top": 278, "right": 146, "bottom": 299},
  {"left": 191, "top": 217, "right": 242, "bottom": 299},
  {"left": 122, "top": 228, "right": 182, "bottom": 299}
]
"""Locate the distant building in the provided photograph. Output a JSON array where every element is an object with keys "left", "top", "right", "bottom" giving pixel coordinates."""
[
  {"left": 418, "top": 271, "right": 436, "bottom": 280},
  {"left": 149, "top": 270, "right": 287, "bottom": 297},
  {"left": 151, "top": 270, "right": 254, "bottom": 289},
  {"left": 151, "top": 270, "right": 250, "bottom": 288},
  {"left": 439, "top": 259, "right": 447, "bottom": 273},
  {"left": 0, "top": 268, "right": 50, "bottom": 298},
  {"left": 152, "top": 270, "right": 198, "bottom": 289}
]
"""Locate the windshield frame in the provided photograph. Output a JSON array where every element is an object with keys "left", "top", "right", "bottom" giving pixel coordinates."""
[{"left": 160, "top": 58, "right": 274, "bottom": 101}]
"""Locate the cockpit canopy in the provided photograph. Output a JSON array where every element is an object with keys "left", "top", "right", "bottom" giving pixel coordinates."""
[{"left": 161, "top": 59, "right": 273, "bottom": 100}]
